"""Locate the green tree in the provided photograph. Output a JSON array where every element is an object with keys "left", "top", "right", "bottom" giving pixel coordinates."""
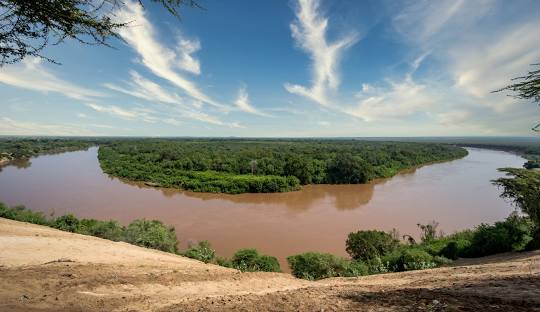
[
  {"left": 345, "top": 230, "right": 399, "bottom": 261},
  {"left": 493, "top": 168, "right": 540, "bottom": 228},
  {"left": 283, "top": 154, "right": 312, "bottom": 184},
  {"left": 327, "top": 153, "right": 374, "bottom": 184},
  {"left": 125, "top": 219, "right": 179, "bottom": 253},
  {"left": 0, "top": 0, "right": 200, "bottom": 65}
]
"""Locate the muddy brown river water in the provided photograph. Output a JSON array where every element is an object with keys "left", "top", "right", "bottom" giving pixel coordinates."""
[{"left": 0, "top": 147, "right": 526, "bottom": 268}]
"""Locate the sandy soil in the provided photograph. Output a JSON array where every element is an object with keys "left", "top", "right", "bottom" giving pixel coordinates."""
[{"left": 1, "top": 217, "right": 539, "bottom": 311}]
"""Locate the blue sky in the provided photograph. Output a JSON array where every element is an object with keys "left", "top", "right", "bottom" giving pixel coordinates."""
[{"left": 1, "top": 0, "right": 540, "bottom": 136}]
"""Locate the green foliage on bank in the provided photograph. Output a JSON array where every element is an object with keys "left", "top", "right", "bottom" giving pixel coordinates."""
[
  {"left": 0, "top": 202, "right": 279, "bottom": 272},
  {"left": 289, "top": 213, "right": 539, "bottom": 280},
  {"left": 0, "top": 138, "right": 95, "bottom": 161},
  {"left": 97, "top": 139, "right": 467, "bottom": 194},
  {"left": 0, "top": 203, "right": 178, "bottom": 253}
]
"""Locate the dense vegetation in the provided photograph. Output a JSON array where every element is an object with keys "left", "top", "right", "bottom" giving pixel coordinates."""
[
  {"left": 287, "top": 167, "right": 540, "bottom": 280},
  {"left": 0, "top": 202, "right": 281, "bottom": 272},
  {"left": 0, "top": 203, "right": 179, "bottom": 253},
  {"left": 97, "top": 139, "right": 467, "bottom": 193},
  {"left": 288, "top": 213, "right": 537, "bottom": 280},
  {"left": 0, "top": 138, "right": 95, "bottom": 163},
  {"left": 2, "top": 198, "right": 539, "bottom": 280},
  {"left": 381, "top": 137, "right": 540, "bottom": 166}
]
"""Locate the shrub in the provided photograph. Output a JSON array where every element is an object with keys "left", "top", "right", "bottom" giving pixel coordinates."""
[
  {"left": 380, "top": 250, "right": 403, "bottom": 272},
  {"left": 53, "top": 214, "right": 80, "bottom": 232},
  {"left": 346, "top": 230, "right": 399, "bottom": 261},
  {"left": 433, "top": 255, "right": 452, "bottom": 266},
  {"left": 287, "top": 252, "right": 356, "bottom": 280},
  {"left": 0, "top": 204, "right": 50, "bottom": 225},
  {"left": 215, "top": 256, "right": 233, "bottom": 268},
  {"left": 125, "top": 219, "right": 179, "bottom": 253},
  {"left": 467, "top": 214, "right": 533, "bottom": 257},
  {"left": 417, "top": 221, "right": 440, "bottom": 243},
  {"left": 343, "top": 260, "right": 369, "bottom": 277},
  {"left": 440, "top": 241, "right": 459, "bottom": 260},
  {"left": 231, "top": 249, "right": 281, "bottom": 272},
  {"left": 78, "top": 219, "right": 124, "bottom": 241},
  {"left": 184, "top": 240, "right": 216, "bottom": 263},
  {"left": 399, "top": 248, "right": 436, "bottom": 271}
]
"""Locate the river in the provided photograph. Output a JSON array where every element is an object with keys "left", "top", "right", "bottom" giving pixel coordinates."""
[{"left": 0, "top": 147, "right": 526, "bottom": 268}]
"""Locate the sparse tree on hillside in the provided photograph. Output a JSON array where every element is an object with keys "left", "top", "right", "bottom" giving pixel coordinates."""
[{"left": 0, "top": 0, "right": 201, "bottom": 65}]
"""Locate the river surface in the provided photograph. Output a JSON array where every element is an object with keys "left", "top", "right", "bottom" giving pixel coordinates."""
[{"left": 0, "top": 147, "right": 526, "bottom": 268}]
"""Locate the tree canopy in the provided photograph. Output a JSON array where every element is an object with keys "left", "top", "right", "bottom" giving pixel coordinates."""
[{"left": 0, "top": 0, "right": 200, "bottom": 65}]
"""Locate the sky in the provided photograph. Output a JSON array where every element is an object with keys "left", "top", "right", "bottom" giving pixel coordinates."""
[{"left": 1, "top": 0, "right": 540, "bottom": 137}]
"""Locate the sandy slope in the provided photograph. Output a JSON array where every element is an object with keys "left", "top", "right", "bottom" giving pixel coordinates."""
[{"left": 1, "top": 218, "right": 540, "bottom": 311}]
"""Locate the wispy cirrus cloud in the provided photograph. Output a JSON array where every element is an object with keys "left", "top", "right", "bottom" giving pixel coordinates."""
[
  {"left": 177, "top": 38, "right": 201, "bottom": 75},
  {"left": 284, "top": 0, "right": 358, "bottom": 106},
  {"left": 115, "top": 1, "right": 226, "bottom": 110},
  {"left": 0, "top": 117, "right": 97, "bottom": 136},
  {"left": 104, "top": 70, "right": 183, "bottom": 105},
  {"left": 393, "top": 0, "right": 540, "bottom": 113},
  {"left": 85, "top": 103, "right": 158, "bottom": 123},
  {"left": 347, "top": 76, "right": 433, "bottom": 122},
  {"left": 0, "top": 58, "right": 103, "bottom": 101},
  {"left": 234, "top": 85, "right": 271, "bottom": 117}
]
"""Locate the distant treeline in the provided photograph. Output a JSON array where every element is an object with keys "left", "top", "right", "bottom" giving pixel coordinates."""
[
  {"left": 0, "top": 138, "right": 95, "bottom": 161},
  {"left": 97, "top": 139, "right": 468, "bottom": 193}
]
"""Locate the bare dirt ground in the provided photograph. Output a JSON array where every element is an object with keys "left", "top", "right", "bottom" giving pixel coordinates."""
[{"left": 1, "top": 217, "right": 539, "bottom": 311}]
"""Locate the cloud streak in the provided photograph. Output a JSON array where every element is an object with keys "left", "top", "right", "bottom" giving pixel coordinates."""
[
  {"left": 285, "top": 0, "right": 358, "bottom": 106},
  {"left": 0, "top": 117, "right": 97, "bottom": 136},
  {"left": 115, "top": 1, "right": 225, "bottom": 110},
  {"left": 0, "top": 58, "right": 103, "bottom": 101},
  {"left": 234, "top": 86, "right": 271, "bottom": 116}
]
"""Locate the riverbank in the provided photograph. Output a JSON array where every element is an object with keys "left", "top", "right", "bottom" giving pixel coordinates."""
[{"left": 1, "top": 217, "right": 539, "bottom": 311}]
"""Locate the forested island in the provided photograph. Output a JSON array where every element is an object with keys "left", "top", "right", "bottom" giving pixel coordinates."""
[{"left": 97, "top": 139, "right": 468, "bottom": 194}]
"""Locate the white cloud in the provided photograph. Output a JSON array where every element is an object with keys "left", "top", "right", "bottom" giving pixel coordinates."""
[
  {"left": 393, "top": 0, "right": 540, "bottom": 113},
  {"left": 437, "top": 110, "right": 471, "bottom": 126},
  {"left": 177, "top": 39, "right": 201, "bottom": 75},
  {"left": 346, "top": 76, "right": 433, "bottom": 121},
  {"left": 85, "top": 103, "right": 158, "bottom": 123},
  {"left": 115, "top": 1, "right": 225, "bottom": 109},
  {"left": 0, "top": 117, "right": 97, "bottom": 136},
  {"left": 284, "top": 0, "right": 358, "bottom": 106},
  {"left": 0, "top": 58, "right": 103, "bottom": 101},
  {"left": 234, "top": 85, "right": 270, "bottom": 116},
  {"left": 450, "top": 20, "right": 540, "bottom": 112},
  {"left": 104, "top": 70, "right": 183, "bottom": 105}
]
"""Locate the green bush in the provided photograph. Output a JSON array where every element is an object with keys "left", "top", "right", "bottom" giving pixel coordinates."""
[
  {"left": 343, "top": 260, "right": 369, "bottom": 277},
  {"left": 433, "top": 255, "right": 452, "bottom": 266},
  {"left": 467, "top": 214, "right": 533, "bottom": 257},
  {"left": 184, "top": 240, "right": 215, "bottom": 263},
  {"left": 231, "top": 249, "right": 281, "bottom": 272},
  {"left": 53, "top": 214, "right": 80, "bottom": 232},
  {"left": 287, "top": 252, "right": 363, "bottom": 280},
  {"left": 124, "top": 219, "right": 179, "bottom": 253},
  {"left": 0, "top": 203, "right": 50, "bottom": 225},
  {"left": 77, "top": 219, "right": 125, "bottom": 241},
  {"left": 440, "top": 241, "right": 459, "bottom": 260},
  {"left": 215, "top": 256, "right": 233, "bottom": 268},
  {"left": 346, "top": 230, "right": 399, "bottom": 261},
  {"left": 399, "top": 248, "right": 436, "bottom": 271}
]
